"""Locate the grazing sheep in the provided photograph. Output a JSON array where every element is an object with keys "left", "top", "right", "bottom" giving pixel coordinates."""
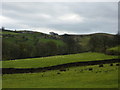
[
  {"left": 116, "top": 64, "right": 120, "bottom": 66},
  {"left": 110, "top": 63, "right": 113, "bottom": 66},
  {"left": 57, "top": 72, "right": 60, "bottom": 74},
  {"left": 99, "top": 64, "right": 104, "bottom": 67},
  {"left": 88, "top": 68, "right": 93, "bottom": 71}
]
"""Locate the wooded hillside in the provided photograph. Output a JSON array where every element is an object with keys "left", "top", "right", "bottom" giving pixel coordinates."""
[{"left": 2, "top": 29, "right": 119, "bottom": 60}]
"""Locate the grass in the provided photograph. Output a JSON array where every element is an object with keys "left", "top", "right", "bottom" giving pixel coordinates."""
[
  {"left": 39, "top": 38, "right": 66, "bottom": 46},
  {"left": 107, "top": 46, "right": 120, "bottom": 52},
  {"left": 106, "top": 45, "right": 120, "bottom": 55},
  {"left": 2, "top": 31, "right": 19, "bottom": 35},
  {"left": 2, "top": 63, "right": 119, "bottom": 88},
  {"left": 2, "top": 52, "right": 118, "bottom": 68},
  {"left": 0, "top": 75, "right": 1, "bottom": 89}
]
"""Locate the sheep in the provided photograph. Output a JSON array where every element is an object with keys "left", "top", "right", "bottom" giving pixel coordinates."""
[
  {"left": 99, "top": 64, "right": 104, "bottom": 67},
  {"left": 110, "top": 63, "right": 113, "bottom": 66},
  {"left": 116, "top": 64, "right": 120, "bottom": 66},
  {"left": 88, "top": 68, "right": 93, "bottom": 71},
  {"left": 57, "top": 72, "right": 60, "bottom": 74}
]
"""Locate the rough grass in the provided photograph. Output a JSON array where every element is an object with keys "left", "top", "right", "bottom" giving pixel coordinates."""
[
  {"left": 2, "top": 52, "right": 118, "bottom": 68},
  {"left": 106, "top": 46, "right": 120, "bottom": 55},
  {"left": 2, "top": 31, "right": 19, "bottom": 35},
  {"left": 2, "top": 63, "right": 119, "bottom": 88},
  {"left": 39, "top": 38, "right": 66, "bottom": 46},
  {"left": 107, "top": 46, "right": 120, "bottom": 52}
]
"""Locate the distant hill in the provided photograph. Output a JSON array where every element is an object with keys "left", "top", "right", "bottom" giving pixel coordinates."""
[{"left": 2, "top": 29, "right": 119, "bottom": 60}]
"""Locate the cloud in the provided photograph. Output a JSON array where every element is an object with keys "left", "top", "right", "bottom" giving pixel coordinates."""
[
  {"left": 32, "top": 27, "right": 77, "bottom": 34},
  {"left": 37, "top": 14, "right": 51, "bottom": 19},
  {"left": 1, "top": 2, "right": 118, "bottom": 34},
  {"left": 0, "top": 15, "right": 16, "bottom": 25},
  {"left": 58, "top": 13, "right": 85, "bottom": 23}
]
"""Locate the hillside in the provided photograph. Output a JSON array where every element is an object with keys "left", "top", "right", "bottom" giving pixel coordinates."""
[
  {"left": 3, "top": 62, "right": 119, "bottom": 88},
  {"left": 2, "top": 29, "right": 119, "bottom": 60},
  {"left": 2, "top": 52, "right": 118, "bottom": 68},
  {"left": 106, "top": 45, "right": 120, "bottom": 55},
  {"left": 2, "top": 29, "right": 66, "bottom": 60},
  {"left": 2, "top": 29, "right": 119, "bottom": 88}
]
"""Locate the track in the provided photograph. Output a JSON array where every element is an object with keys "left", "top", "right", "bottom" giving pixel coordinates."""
[{"left": 2, "top": 59, "right": 120, "bottom": 74}]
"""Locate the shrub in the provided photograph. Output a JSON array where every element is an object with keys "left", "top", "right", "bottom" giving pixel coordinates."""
[{"left": 106, "top": 46, "right": 120, "bottom": 55}]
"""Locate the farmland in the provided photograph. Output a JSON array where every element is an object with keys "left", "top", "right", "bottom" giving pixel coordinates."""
[
  {"left": 2, "top": 29, "right": 119, "bottom": 61},
  {"left": 106, "top": 45, "right": 120, "bottom": 55},
  {"left": 2, "top": 52, "right": 119, "bottom": 88},
  {"left": 2, "top": 52, "right": 118, "bottom": 68},
  {"left": 2, "top": 63, "right": 119, "bottom": 88},
  {"left": 1, "top": 29, "right": 120, "bottom": 88}
]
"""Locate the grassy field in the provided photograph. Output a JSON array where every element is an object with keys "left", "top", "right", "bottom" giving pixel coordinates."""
[
  {"left": 106, "top": 46, "right": 120, "bottom": 55},
  {"left": 2, "top": 52, "right": 118, "bottom": 68},
  {"left": 2, "top": 63, "right": 119, "bottom": 88},
  {"left": 2, "top": 31, "right": 19, "bottom": 35},
  {"left": 39, "top": 38, "right": 66, "bottom": 46},
  {"left": 107, "top": 46, "right": 120, "bottom": 53}
]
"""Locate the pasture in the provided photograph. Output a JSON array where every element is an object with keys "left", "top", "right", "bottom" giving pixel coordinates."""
[
  {"left": 39, "top": 38, "right": 66, "bottom": 46},
  {"left": 2, "top": 52, "right": 118, "bottom": 68},
  {"left": 106, "top": 45, "right": 120, "bottom": 55},
  {"left": 2, "top": 63, "right": 119, "bottom": 88}
]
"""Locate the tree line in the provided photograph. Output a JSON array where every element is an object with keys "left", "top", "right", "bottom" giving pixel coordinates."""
[{"left": 2, "top": 31, "right": 120, "bottom": 60}]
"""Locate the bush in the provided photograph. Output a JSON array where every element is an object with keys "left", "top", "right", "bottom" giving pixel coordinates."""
[{"left": 106, "top": 46, "right": 120, "bottom": 55}]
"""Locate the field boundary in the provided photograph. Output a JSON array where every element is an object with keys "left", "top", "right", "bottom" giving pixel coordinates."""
[{"left": 2, "top": 59, "right": 120, "bottom": 74}]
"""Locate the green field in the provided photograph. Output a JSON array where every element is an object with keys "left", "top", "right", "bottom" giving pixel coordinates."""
[
  {"left": 2, "top": 52, "right": 118, "bottom": 68},
  {"left": 39, "top": 38, "right": 66, "bottom": 46},
  {"left": 2, "top": 31, "right": 19, "bottom": 35},
  {"left": 2, "top": 63, "right": 119, "bottom": 88},
  {"left": 2, "top": 52, "right": 119, "bottom": 88},
  {"left": 107, "top": 46, "right": 120, "bottom": 53},
  {"left": 106, "top": 45, "right": 120, "bottom": 55}
]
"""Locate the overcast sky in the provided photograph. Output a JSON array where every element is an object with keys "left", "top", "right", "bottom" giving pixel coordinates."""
[{"left": 1, "top": 2, "right": 118, "bottom": 34}]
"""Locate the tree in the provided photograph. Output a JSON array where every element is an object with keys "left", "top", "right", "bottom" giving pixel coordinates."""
[
  {"left": 34, "top": 42, "right": 48, "bottom": 57},
  {"left": 61, "top": 34, "right": 83, "bottom": 54},
  {"left": 46, "top": 41, "right": 58, "bottom": 56},
  {"left": 2, "top": 27, "right": 5, "bottom": 30},
  {"left": 89, "top": 34, "right": 115, "bottom": 53}
]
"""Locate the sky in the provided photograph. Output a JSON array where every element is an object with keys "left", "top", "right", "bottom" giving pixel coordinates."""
[{"left": 1, "top": 2, "right": 118, "bottom": 35}]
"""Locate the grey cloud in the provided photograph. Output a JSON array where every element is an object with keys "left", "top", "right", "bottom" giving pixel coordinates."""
[{"left": 2, "top": 2, "right": 118, "bottom": 34}]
